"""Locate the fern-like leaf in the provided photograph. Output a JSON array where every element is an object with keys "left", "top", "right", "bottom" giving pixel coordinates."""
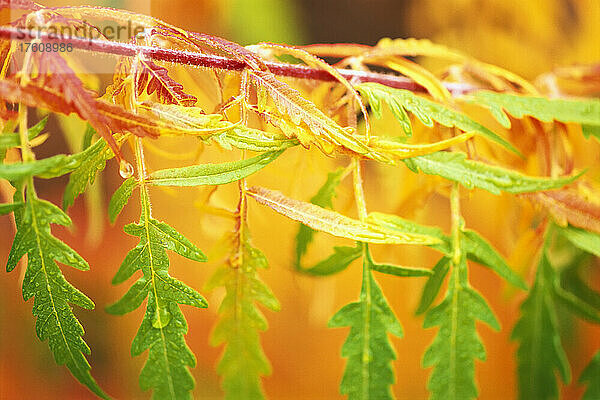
[
  {"left": 206, "top": 226, "right": 280, "bottom": 400},
  {"left": 511, "top": 243, "right": 571, "bottom": 400},
  {"left": 106, "top": 185, "right": 207, "bottom": 400},
  {"left": 329, "top": 245, "right": 403, "bottom": 399},
  {"left": 423, "top": 254, "right": 500, "bottom": 400},
  {"left": 357, "top": 82, "right": 520, "bottom": 155},
  {"left": 403, "top": 151, "right": 581, "bottom": 195},
  {"left": 6, "top": 194, "right": 108, "bottom": 399}
]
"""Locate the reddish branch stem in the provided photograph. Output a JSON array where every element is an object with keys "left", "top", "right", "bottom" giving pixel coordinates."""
[{"left": 0, "top": 27, "right": 473, "bottom": 95}]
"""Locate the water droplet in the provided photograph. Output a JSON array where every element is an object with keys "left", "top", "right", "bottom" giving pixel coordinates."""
[
  {"left": 152, "top": 306, "right": 172, "bottom": 329},
  {"left": 119, "top": 160, "right": 134, "bottom": 179}
]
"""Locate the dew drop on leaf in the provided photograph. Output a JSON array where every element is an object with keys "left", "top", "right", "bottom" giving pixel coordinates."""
[
  {"left": 119, "top": 160, "right": 134, "bottom": 179},
  {"left": 152, "top": 306, "right": 172, "bottom": 329}
]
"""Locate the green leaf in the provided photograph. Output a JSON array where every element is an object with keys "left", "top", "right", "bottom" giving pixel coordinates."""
[
  {"left": 559, "top": 225, "right": 600, "bottom": 257},
  {"left": 462, "top": 229, "right": 528, "bottom": 289},
  {"left": 108, "top": 177, "right": 138, "bottom": 224},
  {"left": 329, "top": 245, "right": 403, "bottom": 400},
  {"left": 554, "top": 285, "right": 600, "bottom": 324},
  {"left": 146, "top": 150, "right": 283, "bottom": 187},
  {"left": 299, "top": 245, "right": 362, "bottom": 276},
  {"left": 295, "top": 168, "right": 347, "bottom": 273},
  {"left": 403, "top": 151, "right": 581, "bottom": 195},
  {"left": 63, "top": 137, "right": 114, "bottom": 210},
  {"left": 560, "top": 257, "right": 600, "bottom": 312},
  {"left": 6, "top": 195, "right": 108, "bottom": 399},
  {"left": 0, "top": 154, "right": 81, "bottom": 180},
  {"left": 357, "top": 82, "right": 520, "bottom": 155},
  {"left": 0, "top": 117, "right": 47, "bottom": 150},
  {"left": 369, "top": 212, "right": 526, "bottom": 289},
  {"left": 371, "top": 261, "right": 431, "bottom": 277},
  {"left": 423, "top": 255, "right": 500, "bottom": 400},
  {"left": 582, "top": 124, "right": 600, "bottom": 141},
  {"left": 466, "top": 91, "right": 600, "bottom": 134},
  {"left": 212, "top": 125, "right": 299, "bottom": 152},
  {"left": 416, "top": 257, "right": 450, "bottom": 315},
  {"left": 206, "top": 227, "right": 280, "bottom": 400},
  {"left": 580, "top": 351, "right": 600, "bottom": 400},
  {"left": 511, "top": 246, "right": 571, "bottom": 400},
  {"left": 0, "top": 201, "right": 23, "bottom": 215},
  {"left": 106, "top": 188, "right": 207, "bottom": 400}
]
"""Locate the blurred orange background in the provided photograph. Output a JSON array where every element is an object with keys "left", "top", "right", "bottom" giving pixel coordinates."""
[{"left": 1, "top": 1, "right": 599, "bottom": 399}]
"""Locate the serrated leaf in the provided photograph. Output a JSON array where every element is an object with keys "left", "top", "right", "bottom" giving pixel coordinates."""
[
  {"left": 108, "top": 177, "right": 138, "bottom": 224},
  {"left": 357, "top": 82, "right": 520, "bottom": 155},
  {"left": 560, "top": 225, "right": 600, "bottom": 257},
  {"left": 299, "top": 245, "right": 362, "bottom": 276},
  {"left": 560, "top": 257, "right": 600, "bottom": 312},
  {"left": 6, "top": 195, "right": 108, "bottom": 399},
  {"left": 106, "top": 188, "right": 207, "bottom": 400},
  {"left": 63, "top": 136, "right": 114, "bottom": 210},
  {"left": 368, "top": 212, "right": 526, "bottom": 289},
  {"left": 466, "top": 91, "right": 600, "bottom": 135},
  {"left": 554, "top": 285, "right": 600, "bottom": 324},
  {"left": 0, "top": 153, "right": 81, "bottom": 180},
  {"left": 295, "top": 168, "right": 346, "bottom": 272},
  {"left": 462, "top": 229, "right": 528, "bottom": 289},
  {"left": 580, "top": 351, "right": 600, "bottom": 400},
  {"left": 212, "top": 125, "right": 299, "bottom": 152},
  {"left": 146, "top": 150, "right": 283, "bottom": 187},
  {"left": 403, "top": 151, "right": 581, "bottom": 195},
  {"left": 423, "top": 255, "right": 500, "bottom": 400},
  {"left": 207, "top": 227, "right": 279, "bottom": 400},
  {"left": 416, "top": 257, "right": 450, "bottom": 315},
  {"left": 371, "top": 261, "right": 431, "bottom": 277},
  {"left": 247, "top": 186, "right": 442, "bottom": 245},
  {"left": 511, "top": 247, "right": 571, "bottom": 400},
  {"left": 249, "top": 70, "right": 388, "bottom": 161},
  {"left": 0, "top": 117, "right": 47, "bottom": 150},
  {"left": 329, "top": 245, "right": 403, "bottom": 399}
]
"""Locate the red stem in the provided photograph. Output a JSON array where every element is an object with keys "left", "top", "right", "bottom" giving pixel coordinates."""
[{"left": 0, "top": 27, "right": 474, "bottom": 95}]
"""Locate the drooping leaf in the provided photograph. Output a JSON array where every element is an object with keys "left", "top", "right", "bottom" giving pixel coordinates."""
[
  {"left": 63, "top": 136, "right": 116, "bottom": 210},
  {"left": 0, "top": 154, "right": 81, "bottom": 181},
  {"left": 511, "top": 245, "right": 571, "bottom": 400},
  {"left": 106, "top": 187, "right": 207, "bottom": 400},
  {"left": 247, "top": 186, "right": 442, "bottom": 245},
  {"left": 370, "top": 261, "right": 431, "bottom": 277},
  {"left": 295, "top": 168, "right": 345, "bottom": 270},
  {"left": 329, "top": 245, "right": 403, "bottom": 400},
  {"left": 108, "top": 177, "right": 138, "bottom": 224},
  {"left": 402, "top": 151, "right": 581, "bottom": 195},
  {"left": 249, "top": 70, "right": 386, "bottom": 161},
  {"left": 560, "top": 256, "right": 600, "bottom": 312},
  {"left": 0, "top": 116, "right": 47, "bottom": 151},
  {"left": 466, "top": 91, "right": 600, "bottom": 135},
  {"left": 416, "top": 257, "right": 450, "bottom": 315},
  {"left": 462, "top": 229, "right": 528, "bottom": 289},
  {"left": 211, "top": 125, "right": 299, "bottom": 152},
  {"left": 146, "top": 150, "right": 283, "bottom": 187},
  {"left": 368, "top": 212, "right": 526, "bottom": 289},
  {"left": 559, "top": 225, "right": 600, "bottom": 257},
  {"left": 580, "top": 351, "right": 600, "bottom": 400},
  {"left": 205, "top": 227, "right": 280, "bottom": 400},
  {"left": 136, "top": 59, "right": 197, "bottom": 106},
  {"left": 299, "top": 245, "right": 362, "bottom": 276},
  {"left": 423, "top": 255, "right": 500, "bottom": 400},
  {"left": 357, "top": 82, "right": 520, "bottom": 155},
  {"left": 6, "top": 195, "right": 108, "bottom": 399}
]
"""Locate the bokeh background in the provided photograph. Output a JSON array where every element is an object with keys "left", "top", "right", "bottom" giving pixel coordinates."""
[{"left": 1, "top": 0, "right": 599, "bottom": 399}]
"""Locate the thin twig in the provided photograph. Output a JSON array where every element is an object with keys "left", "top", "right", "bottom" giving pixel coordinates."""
[{"left": 0, "top": 27, "right": 474, "bottom": 95}]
